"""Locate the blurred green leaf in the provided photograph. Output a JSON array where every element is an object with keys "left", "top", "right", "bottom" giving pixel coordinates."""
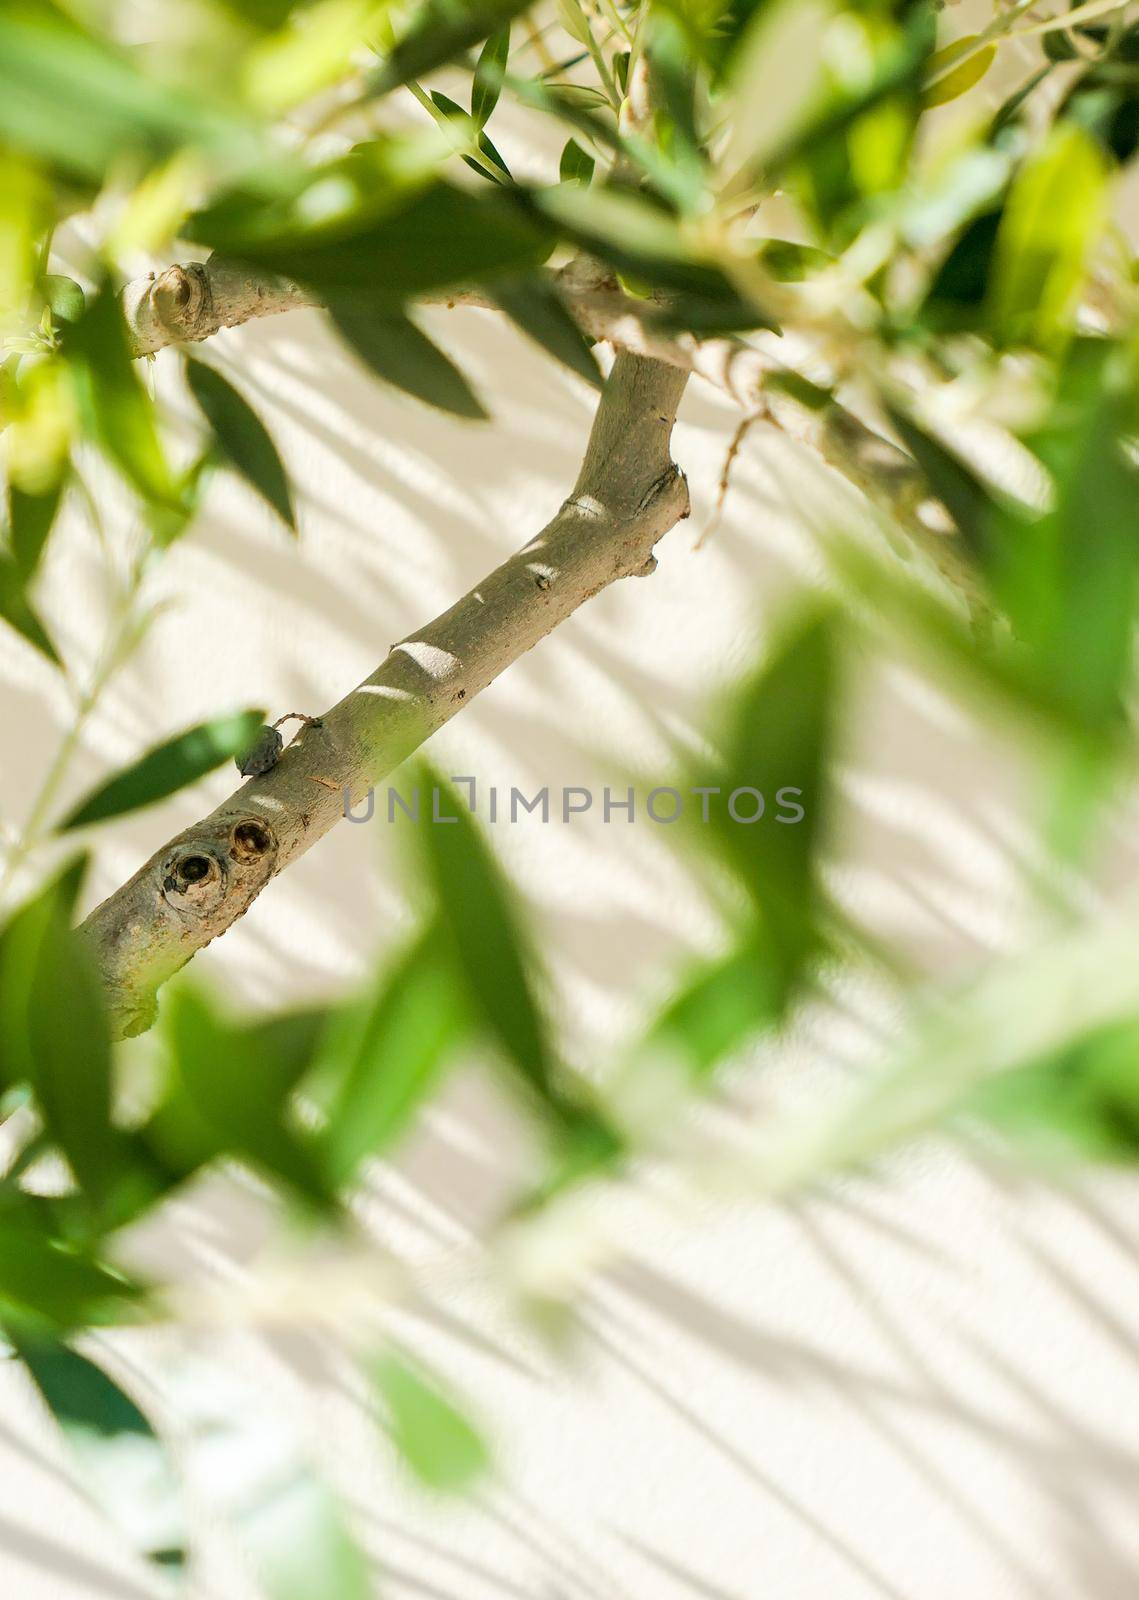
[
  {"left": 923, "top": 37, "right": 996, "bottom": 109},
  {"left": 0, "top": 1209, "right": 139, "bottom": 1332},
  {"left": 26, "top": 893, "right": 123, "bottom": 1206},
  {"left": 64, "top": 282, "right": 184, "bottom": 531},
  {"left": 416, "top": 766, "right": 557, "bottom": 1105},
  {"left": 59, "top": 710, "right": 266, "bottom": 831},
  {"left": 0, "top": 855, "right": 125, "bottom": 1208},
  {"left": 371, "top": 0, "right": 529, "bottom": 94},
  {"left": 373, "top": 1352, "right": 490, "bottom": 1492},
  {"left": 988, "top": 340, "right": 1138, "bottom": 727},
  {"left": 989, "top": 121, "right": 1108, "bottom": 350},
  {"left": 490, "top": 275, "right": 602, "bottom": 387},
  {"left": 197, "top": 181, "right": 551, "bottom": 297},
  {"left": 16, "top": 1339, "right": 186, "bottom": 1570},
  {"left": 705, "top": 612, "right": 835, "bottom": 999},
  {"left": 0, "top": 858, "right": 85, "bottom": 1092},
  {"left": 329, "top": 302, "right": 489, "bottom": 418},
  {"left": 322, "top": 923, "right": 465, "bottom": 1186},
  {"left": 532, "top": 184, "right": 771, "bottom": 313},
  {"left": 558, "top": 138, "right": 595, "bottom": 185},
  {"left": 6, "top": 474, "right": 63, "bottom": 581},
  {"left": 238, "top": 1463, "right": 370, "bottom": 1600},
  {"left": 642, "top": 929, "right": 783, "bottom": 1083},
  {"left": 969, "top": 1018, "right": 1139, "bottom": 1163},
  {"left": 472, "top": 25, "right": 511, "bottom": 126},
  {"left": 0, "top": 4, "right": 259, "bottom": 183},
  {"left": 885, "top": 405, "right": 997, "bottom": 562},
  {"left": 721, "top": 0, "right": 832, "bottom": 179},
  {"left": 160, "top": 988, "right": 332, "bottom": 1208},
  {"left": 40, "top": 273, "right": 85, "bottom": 326},
  {"left": 186, "top": 358, "right": 297, "bottom": 533},
  {"left": 0, "top": 551, "right": 58, "bottom": 663},
  {"left": 138, "top": 1005, "right": 328, "bottom": 1206},
  {"left": 923, "top": 208, "right": 1002, "bottom": 327}
]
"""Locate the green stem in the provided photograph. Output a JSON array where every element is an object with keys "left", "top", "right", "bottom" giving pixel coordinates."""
[{"left": 0, "top": 553, "right": 151, "bottom": 909}]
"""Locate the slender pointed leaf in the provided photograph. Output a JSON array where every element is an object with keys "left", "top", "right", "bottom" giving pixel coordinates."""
[
  {"left": 162, "top": 988, "right": 332, "bottom": 1208},
  {"left": 322, "top": 924, "right": 465, "bottom": 1184},
  {"left": 64, "top": 282, "right": 182, "bottom": 523},
  {"left": 17, "top": 1340, "right": 186, "bottom": 1570},
  {"left": 371, "top": 0, "right": 530, "bottom": 95},
  {"left": 558, "top": 138, "right": 595, "bottom": 185},
  {"left": 473, "top": 25, "right": 510, "bottom": 126},
  {"left": 59, "top": 709, "right": 266, "bottom": 831},
  {"left": 416, "top": 766, "right": 555, "bottom": 1102},
  {"left": 0, "top": 552, "right": 58, "bottom": 663},
  {"left": 374, "top": 1353, "right": 490, "bottom": 1492},
  {"left": 187, "top": 359, "right": 296, "bottom": 533},
  {"left": 330, "top": 303, "right": 488, "bottom": 418},
  {"left": 6, "top": 475, "right": 63, "bottom": 580},
  {"left": 491, "top": 275, "right": 602, "bottom": 388}
]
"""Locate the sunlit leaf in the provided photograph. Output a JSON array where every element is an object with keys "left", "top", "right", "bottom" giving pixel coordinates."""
[
  {"left": 64, "top": 282, "right": 183, "bottom": 528},
  {"left": 197, "top": 181, "right": 552, "bottom": 298},
  {"left": 40, "top": 273, "right": 85, "bottom": 326},
  {"left": 329, "top": 302, "right": 489, "bottom": 418},
  {"left": 987, "top": 339, "right": 1138, "bottom": 728},
  {"left": 703, "top": 611, "right": 835, "bottom": 999},
  {"left": 26, "top": 893, "right": 122, "bottom": 1206},
  {"left": 491, "top": 275, "right": 602, "bottom": 388},
  {"left": 59, "top": 709, "right": 266, "bottom": 831},
  {"left": 641, "top": 929, "right": 783, "bottom": 1083},
  {"left": 558, "top": 138, "right": 595, "bottom": 185},
  {"left": 0, "top": 4, "right": 258, "bottom": 183},
  {"left": 415, "top": 766, "right": 557, "bottom": 1105},
  {"left": 923, "top": 38, "right": 996, "bottom": 109},
  {"left": 472, "top": 25, "right": 510, "bottom": 126},
  {"left": 532, "top": 184, "right": 769, "bottom": 312},
  {"left": 373, "top": 1352, "right": 490, "bottom": 1492},
  {"left": 721, "top": 0, "right": 833, "bottom": 179},
  {"left": 161, "top": 988, "right": 332, "bottom": 1208},
  {"left": 186, "top": 358, "right": 297, "bottom": 532},
  {"left": 6, "top": 475, "right": 63, "bottom": 581},
  {"left": 0, "top": 552, "right": 58, "bottom": 663},
  {"left": 988, "top": 121, "right": 1108, "bottom": 350},
  {"left": 371, "top": 0, "right": 530, "bottom": 95},
  {"left": 0, "top": 1209, "right": 139, "bottom": 1332},
  {"left": 16, "top": 1339, "right": 186, "bottom": 1570},
  {"left": 322, "top": 923, "right": 465, "bottom": 1185}
]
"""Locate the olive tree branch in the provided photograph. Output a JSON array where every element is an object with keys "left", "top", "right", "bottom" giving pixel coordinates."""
[
  {"left": 79, "top": 351, "right": 691, "bottom": 1038},
  {"left": 123, "top": 255, "right": 978, "bottom": 601}
]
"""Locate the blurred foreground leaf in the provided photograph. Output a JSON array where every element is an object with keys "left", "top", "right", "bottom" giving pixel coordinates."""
[
  {"left": 373, "top": 1352, "right": 490, "bottom": 1492},
  {"left": 0, "top": 1210, "right": 140, "bottom": 1332},
  {"left": 415, "top": 767, "right": 557, "bottom": 1108},
  {"left": 322, "top": 922, "right": 465, "bottom": 1185},
  {"left": 0, "top": 553, "right": 58, "bottom": 663},
  {"left": 371, "top": 0, "right": 530, "bottom": 94},
  {"left": 17, "top": 1340, "right": 186, "bottom": 1570},
  {"left": 157, "top": 988, "right": 332, "bottom": 1209},
  {"left": 703, "top": 611, "right": 836, "bottom": 1003},
  {"left": 989, "top": 122, "right": 1107, "bottom": 350}
]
